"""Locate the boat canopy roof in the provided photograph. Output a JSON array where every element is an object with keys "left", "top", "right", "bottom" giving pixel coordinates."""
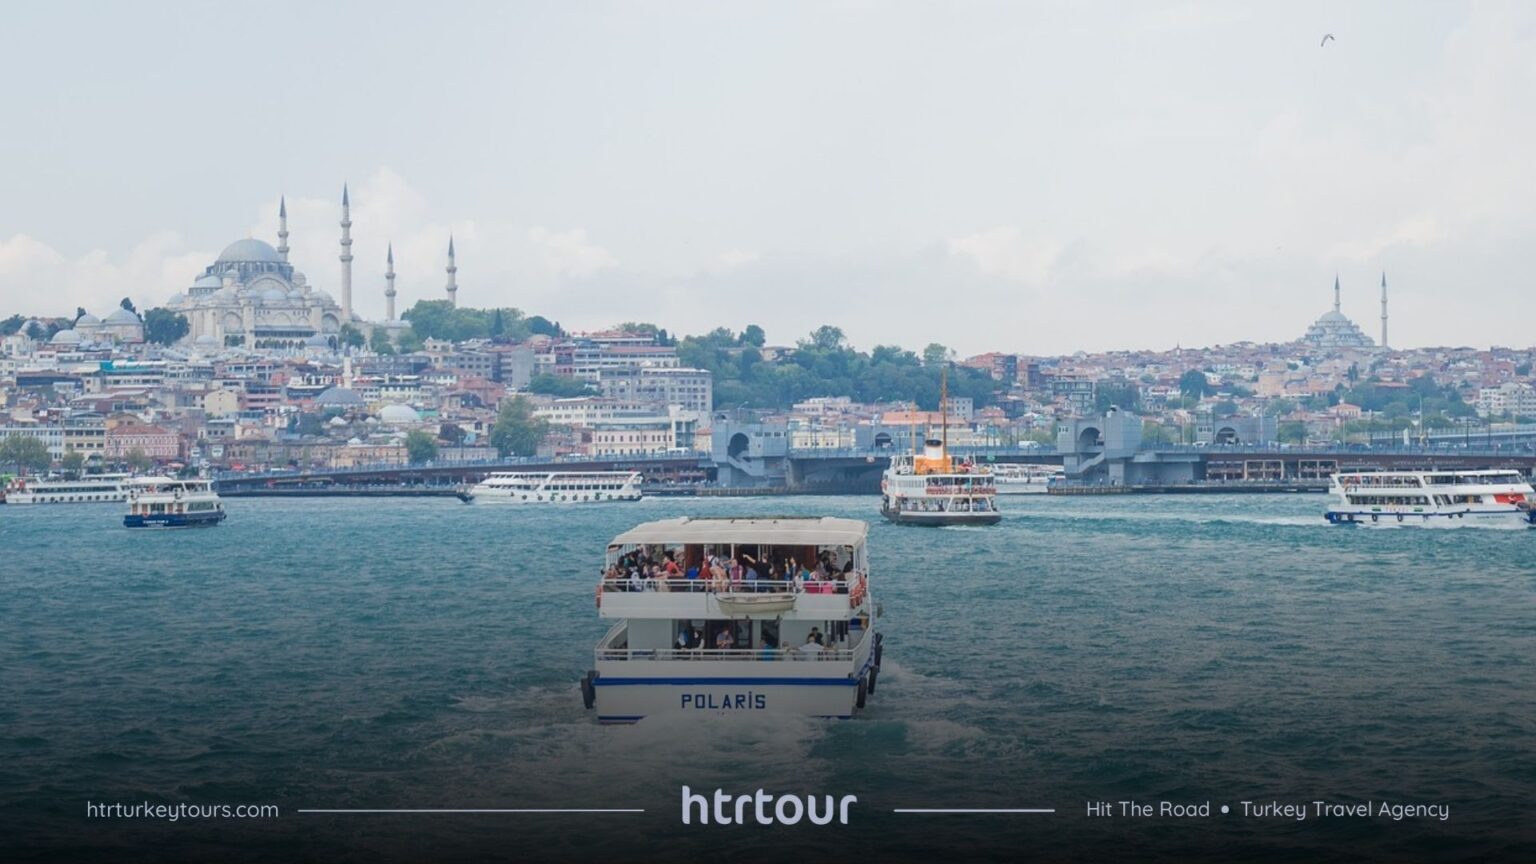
[{"left": 609, "top": 517, "right": 868, "bottom": 549}]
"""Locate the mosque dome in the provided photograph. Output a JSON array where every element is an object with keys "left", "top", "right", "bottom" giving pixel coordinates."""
[
  {"left": 378, "top": 403, "right": 421, "bottom": 425},
  {"left": 192, "top": 274, "right": 222, "bottom": 289},
  {"left": 260, "top": 286, "right": 288, "bottom": 302},
  {"left": 216, "top": 238, "right": 284, "bottom": 264},
  {"left": 50, "top": 329, "right": 81, "bottom": 345},
  {"left": 75, "top": 313, "right": 101, "bottom": 325},
  {"left": 105, "top": 308, "right": 140, "bottom": 324},
  {"left": 315, "top": 386, "right": 366, "bottom": 407}
]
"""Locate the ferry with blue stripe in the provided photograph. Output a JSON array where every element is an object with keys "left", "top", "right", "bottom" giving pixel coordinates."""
[
  {"left": 123, "top": 477, "right": 226, "bottom": 528},
  {"left": 584, "top": 517, "right": 881, "bottom": 723},
  {"left": 1324, "top": 469, "right": 1535, "bottom": 527}
]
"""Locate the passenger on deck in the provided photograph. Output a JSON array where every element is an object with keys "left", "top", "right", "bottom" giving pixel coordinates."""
[
  {"left": 626, "top": 568, "right": 643, "bottom": 592},
  {"left": 798, "top": 635, "right": 823, "bottom": 659},
  {"left": 685, "top": 563, "right": 702, "bottom": 591},
  {"left": 715, "top": 628, "right": 735, "bottom": 650}
]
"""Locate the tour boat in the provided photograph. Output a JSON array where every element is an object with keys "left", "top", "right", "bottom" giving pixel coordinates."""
[
  {"left": 1324, "top": 469, "right": 1536, "bottom": 527},
  {"left": 461, "top": 470, "right": 643, "bottom": 504},
  {"left": 123, "top": 476, "right": 226, "bottom": 528},
  {"left": 880, "top": 371, "right": 1000, "bottom": 526},
  {"left": 993, "top": 463, "right": 1065, "bottom": 495},
  {"left": 584, "top": 517, "right": 881, "bottom": 723},
  {"left": 3, "top": 473, "right": 131, "bottom": 505}
]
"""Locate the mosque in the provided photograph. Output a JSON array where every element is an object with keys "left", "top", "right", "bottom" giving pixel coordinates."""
[
  {"left": 1300, "top": 274, "right": 1387, "bottom": 351},
  {"left": 163, "top": 186, "right": 458, "bottom": 350}
]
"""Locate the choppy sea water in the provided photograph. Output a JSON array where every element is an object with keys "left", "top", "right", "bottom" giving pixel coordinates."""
[{"left": 2, "top": 494, "right": 1533, "bottom": 863}]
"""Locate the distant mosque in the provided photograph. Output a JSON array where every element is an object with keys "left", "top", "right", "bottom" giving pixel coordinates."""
[
  {"left": 163, "top": 186, "right": 461, "bottom": 349},
  {"left": 1301, "top": 274, "right": 1389, "bottom": 351}
]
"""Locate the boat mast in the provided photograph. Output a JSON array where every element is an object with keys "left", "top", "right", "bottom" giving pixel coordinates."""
[{"left": 940, "top": 365, "right": 949, "bottom": 461}]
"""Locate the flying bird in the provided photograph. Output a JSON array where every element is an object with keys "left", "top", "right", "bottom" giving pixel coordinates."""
[{"left": 1320, "top": 33, "right": 1335, "bottom": 46}]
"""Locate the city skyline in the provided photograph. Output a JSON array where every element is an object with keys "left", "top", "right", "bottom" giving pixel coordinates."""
[{"left": 1, "top": 1, "right": 1533, "bottom": 354}]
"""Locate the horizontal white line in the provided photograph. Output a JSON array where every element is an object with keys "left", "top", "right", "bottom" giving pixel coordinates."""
[
  {"left": 296, "top": 809, "right": 645, "bottom": 814},
  {"left": 892, "top": 808, "right": 1056, "bottom": 814}
]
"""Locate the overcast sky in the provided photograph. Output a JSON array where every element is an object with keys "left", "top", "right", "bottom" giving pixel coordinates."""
[{"left": 1, "top": 1, "right": 1531, "bottom": 355}]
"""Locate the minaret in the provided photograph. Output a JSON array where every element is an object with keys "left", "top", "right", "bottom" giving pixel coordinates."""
[
  {"left": 339, "top": 184, "right": 354, "bottom": 321},
  {"left": 1333, "top": 274, "right": 1341, "bottom": 313},
  {"left": 1380, "top": 271, "right": 1389, "bottom": 350},
  {"left": 445, "top": 235, "right": 458, "bottom": 307},
  {"left": 276, "top": 196, "right": 290, "bottom": 262},
  {"left": 385, "top": 243, "right": 397, "bottom": 321}
]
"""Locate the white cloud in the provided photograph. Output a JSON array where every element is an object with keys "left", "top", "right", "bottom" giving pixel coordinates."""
[{"left": 527, "top": 227, "right": 614, "bottom": 278}]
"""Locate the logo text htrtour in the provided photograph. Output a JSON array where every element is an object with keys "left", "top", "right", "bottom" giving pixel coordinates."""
[{"left": 681, "top": 786, "right": 857, "bottom": 825}]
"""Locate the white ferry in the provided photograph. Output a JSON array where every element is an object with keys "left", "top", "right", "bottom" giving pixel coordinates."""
[
  {"left": 993, "top": 463, "right": 1065, "bottom": 495},
  {"left": 881, "top": 443, "right": 1000, "bottom": 526},
  {"left": 123, "top": 476, "right": 226, "bottom": 528},
  {"left": 3, "top": 473, "right": 132, "bottom": 505},
  {"left": 461, "top": 470, "right": 643, "bottom": 504},
  {"left": 1324, "top": 469, "right": 1536, "bottom": 527},
  {"left": 584, "top": 517, "right": 881, "bottom": 723}
]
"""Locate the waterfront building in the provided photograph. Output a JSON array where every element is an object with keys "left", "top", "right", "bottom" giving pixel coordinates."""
[
  {"left": 105, "top": 423, "right": 182, "bottom": 461},
  {"left": 1301, "top": 276, "right": 1375, "bottom": 350}
]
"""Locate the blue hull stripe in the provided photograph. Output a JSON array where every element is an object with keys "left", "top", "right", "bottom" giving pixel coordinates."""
[{"left": 594, "top": 676, "right": 857, "bottom": 687}]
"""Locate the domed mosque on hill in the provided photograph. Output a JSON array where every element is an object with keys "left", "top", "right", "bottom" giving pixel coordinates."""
[
  {"left": 1301, "top": 274, "right": 1387, "bottom": 351},
  {"left": 162, "top": 186, "right": 462, "bottom": 350}
]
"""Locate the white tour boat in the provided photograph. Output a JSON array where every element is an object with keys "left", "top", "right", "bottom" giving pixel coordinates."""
[
  {"left": 1324, "top": 469, "right": 1535, "bottom": 527},
  {"left": 881, "top": 443, "right": 1001, "bottom": 526},
  {"left": 3, "top": 473, "right": 132, "bottom": 505},
  {"left": 993, "top": 463, "right": 1065, "bottom": 495},
  {"left": 584, "top": 517, "right": 881, "bottom": 723},
  {"left": 123, "top": 476, "right": 226, "bottom": 528},
  {"left": 461, "top": 470, "right": 643, "bottom": 504}
]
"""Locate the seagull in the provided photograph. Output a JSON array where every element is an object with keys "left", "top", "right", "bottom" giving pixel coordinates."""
[{"left": 1320, "top": 33, "right": 1335, "bottom": 46}]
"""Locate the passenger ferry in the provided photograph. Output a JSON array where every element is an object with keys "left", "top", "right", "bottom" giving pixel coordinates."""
[
  {"left": 3, "top": 473, "right": 131, "bottom": 505},
  {"left": 993, "top": 463, "right": 1065, "bottom": 495},
  {"left": 584, "top": 517, "right": 881, "bottom": 723},
  {"left": 462, "top": 470, "right": 643, "bottom": 504},
  {"left": 1324, "top": 469, "right": 1536, "bottom": 527},
  {"left": 123, "top": 477, "right": 226, "bottom": 528},
  {"left": 881, "top": 440, "right": 1000, "bottom": 526}
]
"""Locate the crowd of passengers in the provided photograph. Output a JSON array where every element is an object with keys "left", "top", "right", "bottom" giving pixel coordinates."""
[{"left": 603, "top": 548, "right": 855, "bottom": 594}]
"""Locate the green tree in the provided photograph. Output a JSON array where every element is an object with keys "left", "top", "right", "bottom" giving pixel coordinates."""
[
  {"left": 338, "top": 324, "right": 365, "bottom": 348},
  {"left": 439, "top": 423, "right": 466, "bottom": 445},
  {"left": 0, "top": 435, "right": 52, "bottom": 475},
  {"left": 527, "top": 374, "right": 594, "bottom": 397},
  {"left": 61, "top": 448, "right": 85, "bottom": 478},
  {"left": 490, "top": 309, "right": 505, "bottom": 338},
  {"left": 369, "top": 327, "right": 396, "bottom": 354},
  {"left": 1179, "top": 370, "right": 1210, "bottom": 399},
  {"left": 0, "top": 314, "right": 24, "bottom": 336},
  {"left": 405, "top": 429, "right": 439, "bottom": 464},
  {"left": 124, "top": 447, "right": 152, "bottom": 474},
  {"left": 142, "top": 308, "right": 190, "bottom": 345},
  {"left": 740, "top": 324, "right": 766, "bottom": 347},
  {"left": 804, "top": 325, "right": 846, "bottom": 352},
  {"left": 119, "top": 297, "right": 137, "bottom": 315},
  {"left": 490, "top": 396, "right": 548, "bottom": 457},
  {"left": 922, "top": 343, "right": 951, "bottom": 366},
  {"left": 526, "top": 315, "right": 561, "bottom": 337},
  {"left": 1277, "top": 421, "right": 1309, "bottom": 444}
]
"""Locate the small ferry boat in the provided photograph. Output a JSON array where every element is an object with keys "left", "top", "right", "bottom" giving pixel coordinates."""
[
  {"left": 585, "top": 516, "right": 881, "bottom": 723},
  {"left": 880, "top": 448, "right": 1001, "bottom": 525},
  {"left": 993, "top": 463, "right": 1065, "bottom": 495},
  {"left": 1324, "top": 469, "right": 1536, "bottom": 527},
  {"left": 123, "top": 477, "right": 226, "bottom": 528},
  {"left": 3, "top": 473, "right": 132, "bottom": 505},
  {"left": 462, "top": 470, "right": 643, "bottom": 504}
]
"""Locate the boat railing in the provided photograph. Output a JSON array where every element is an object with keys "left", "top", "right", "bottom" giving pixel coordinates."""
[
  {"left": 597, "top": 573, "right": 868, "bottom": 606},
  {"left": 596, "top": 645, "right": 859, "bottom": 662}
]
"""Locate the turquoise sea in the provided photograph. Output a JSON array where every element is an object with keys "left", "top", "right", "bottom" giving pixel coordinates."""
[{"left": 2, "top": 494, "right": 1533, "bottom": 862}]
